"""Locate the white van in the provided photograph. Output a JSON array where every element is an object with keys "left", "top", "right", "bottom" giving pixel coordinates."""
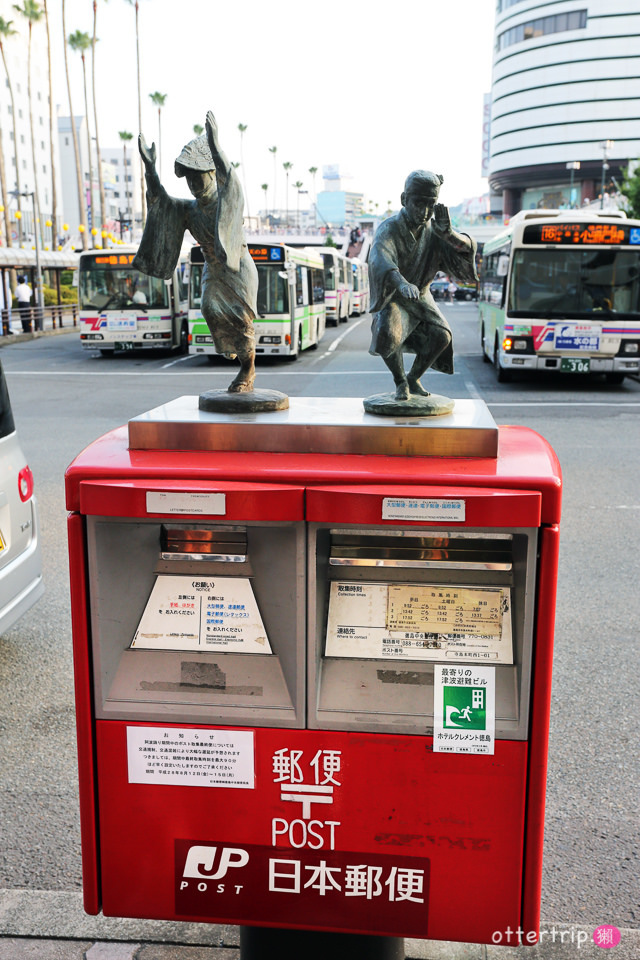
[{"left": 0, "top": 361, "right": 43, "bottom": 633}]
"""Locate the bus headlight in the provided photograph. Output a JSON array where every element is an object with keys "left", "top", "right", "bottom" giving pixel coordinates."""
[{"left": 623, "top": 341, "right": 639, "bottom": 353}]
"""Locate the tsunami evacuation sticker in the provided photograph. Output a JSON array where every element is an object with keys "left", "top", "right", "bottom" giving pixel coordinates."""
[{"left": 433, "top": 665, "right": 495, "bottom": 755}]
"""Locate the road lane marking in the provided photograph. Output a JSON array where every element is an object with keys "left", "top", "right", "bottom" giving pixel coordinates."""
[{"left": 321, "top": 317, "right": 367, "bottom": 356}]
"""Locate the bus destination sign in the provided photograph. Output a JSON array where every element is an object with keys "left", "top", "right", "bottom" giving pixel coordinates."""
[
  {"left": 523, "top": 222, "right": 640, "bottom": 246},
  {"left": 248, "top": 245, "right": 284, "bottom": 263}
]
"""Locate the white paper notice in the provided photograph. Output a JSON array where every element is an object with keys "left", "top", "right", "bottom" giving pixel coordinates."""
[
  {"left": 324, "top": 581, "right": 513, "bottom": 663},
  {"left": 127, "top": 726, "right": 255, "bottom": 787},
  {"left": 131, "top": 575, "right": 272, "bottom": 653},
  {"left": 382, "top": 497, "right": 466, "bottom": 522},
  {"left": 146, "top": 491, "right": 226, "bottom": 515},
  {"left": 433, "top": 665, "right": 495, "bottom": 755}
]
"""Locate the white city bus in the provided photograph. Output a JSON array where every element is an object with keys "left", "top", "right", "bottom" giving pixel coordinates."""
[
  {"left": 78, "top": 247, "right": 189, "bottom": 354},
  {"left": 479, "top": 210, "right": 640, "bottom": 383},
  {"left": 188, "top": 243, "right": 326, "bottom": 359},
  {"left": 317, "top": 248, "right": 351, "bottom": 325}
]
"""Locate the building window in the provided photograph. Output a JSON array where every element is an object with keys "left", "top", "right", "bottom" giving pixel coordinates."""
[
  {"left": 497, "top": 10, "right": 587, "bottom": 51},
  {"left": 18, "top": 109, "right": 22, "bottom": 118},
  {"left": 65, "top": 137, "right": 69, "bottom": 146},
  {"left": 114, "top": 191, "right": 120, "bottom": 198},
  {"left": 42, "top": 164, "right": 47, "bottom": 174}
]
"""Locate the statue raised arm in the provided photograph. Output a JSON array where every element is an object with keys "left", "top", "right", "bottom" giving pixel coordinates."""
[{"left": 133, "top": 112, "right": 286, "bottom": 409}]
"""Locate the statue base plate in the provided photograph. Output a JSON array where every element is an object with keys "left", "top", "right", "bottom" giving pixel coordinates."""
[
  {"left": 128, "top": 396, "right": 498, "bottom": 458},
  {"left": 363, "top": 392, "right": 455, "bottom": 418},
  {"left": 199, "top": 388, "right": 289, "bottom": 414}
]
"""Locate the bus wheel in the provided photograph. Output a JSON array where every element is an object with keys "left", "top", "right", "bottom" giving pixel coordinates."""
[
  {"left": 494, "top": 337, "right": 512, "bottom": 382},
  {"left": 99, "top": 349, "right": 113, "bottom": 358},
  {"left": 481, "top": 326, "right": 491, "bottom": 363},
  {"left": 179, "top": 321, "right": 189, "bottom": 354},
  {"left": 605, "top": 372, "right": 625, "bottom": 385}
]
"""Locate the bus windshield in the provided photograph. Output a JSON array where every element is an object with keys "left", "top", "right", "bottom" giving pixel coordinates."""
[
  {"left": 256, "top": 264, "right": 288, "bottom": 315},
  {"left": 509, "top": 248, "right": 640, "bottom": 319},
  {"left": 80, "top": 263, "right": 168, "bottom": 310}
]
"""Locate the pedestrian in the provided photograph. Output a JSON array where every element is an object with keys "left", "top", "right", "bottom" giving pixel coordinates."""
[
  {"left": 15, "top": 276, "right": 32, "bottom": 333},
  {"left": 447, "top": 280, "right": 457, "bottom": 303}
]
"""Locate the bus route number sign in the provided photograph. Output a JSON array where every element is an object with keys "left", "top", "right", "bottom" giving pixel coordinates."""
[{"left": 524, "top": 223, "right": 631, "bottom": 245}]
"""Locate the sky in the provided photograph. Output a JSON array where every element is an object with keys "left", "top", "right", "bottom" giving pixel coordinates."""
[{"left": 45, "top": 0, "right": 496, "bottom": 216}]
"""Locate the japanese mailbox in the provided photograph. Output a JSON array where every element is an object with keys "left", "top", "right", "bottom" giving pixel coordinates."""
[{"left": 66, "top": 396, "right": 561, "bottom": 950}]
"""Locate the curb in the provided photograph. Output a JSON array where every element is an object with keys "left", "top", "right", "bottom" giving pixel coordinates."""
[
  {"left": 0, "top": 325, "right": 76, "bottom": 346},
  {"left": 0, "top": 892, "right": 638, "bottom": 959}
]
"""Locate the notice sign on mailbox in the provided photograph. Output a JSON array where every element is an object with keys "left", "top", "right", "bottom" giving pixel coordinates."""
[
  {"left": 131, "top": 576, "right": 272, "bottom": 653},
  {"left": 325, "top": 581, "right": 513, "bottom": 663}
]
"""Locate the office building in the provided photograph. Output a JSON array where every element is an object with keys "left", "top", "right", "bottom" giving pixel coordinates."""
[{"left": 488, "top": 0, "right": 640, "bottom": 215}]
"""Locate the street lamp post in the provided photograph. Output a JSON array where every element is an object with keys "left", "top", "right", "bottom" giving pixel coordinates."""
[
  {"left": 566, "top": 161, "right": 581, "bottom": 208},
  {"left": 11, "top": 188, "right": 44, "bottom": 330},
  {"left": 599, "top": 141, "right": 614, "bottom": 210}
]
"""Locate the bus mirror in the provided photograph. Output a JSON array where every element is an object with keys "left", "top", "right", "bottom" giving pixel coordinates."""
[
  {"left": 278, "top": 271, "right": 288, "bottom": 280},
  {"left": 497, "top": 253, "right": 509, "bottom": 277}
]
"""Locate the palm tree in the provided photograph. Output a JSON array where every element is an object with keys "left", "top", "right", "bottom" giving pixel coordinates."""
[
  {"left": 41, "top": 1, "right": 57, "bottom": 248},
  {"left": 61, "top": 1, "right": 87, "bottom": 248},
  {"left": 282, "top": 162, "right": 293, "bottom": 227},
  {"left": 68, "top": 31, "right": 94, "bottom": 238},
  {"left": 124, "top": 0, "right": 144, "bottom": 226},
  {"left": 0, "top": 128, "right": 10, "bottom": 247},
  {"left": 268, "top": 145, "right": 277, "bottom": 218},
  {"left": 118, "top": 130, "right": 133, "bottom": 233},
  {"left": 149, "top": 91, "right": 167, "bottom": 177},
  {"left": 91, "top": 0, "right": 106, "bottom": 241},
  {"left": 293, "top": 180, "right": 303, "bottom": 229},
  {"left": 193, "top": 124, "right": 203, "bottom": 136},
  {"left": 308, "top": 166, "right": 318, "bottom": 228},
  {"left": 261, "top": 182, "right": 268, "bottom": 221},
  {"left": 13, "top": 0, "right": 44, "bottom": 244},
  {"left": 0, "top": 17, "right": 19, "bottom": 244},
  {"left": 237, "top": 123, "right": 250, "bottom": 220}
]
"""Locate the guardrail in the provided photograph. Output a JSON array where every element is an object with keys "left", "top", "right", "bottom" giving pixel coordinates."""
[{"left": 3, "top": 304, "right": 78, "bottom": 335}]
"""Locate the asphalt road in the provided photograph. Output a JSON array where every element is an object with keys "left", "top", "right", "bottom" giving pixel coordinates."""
[{"left": 0, "top": 303, "right": 638, "bottom": 933}]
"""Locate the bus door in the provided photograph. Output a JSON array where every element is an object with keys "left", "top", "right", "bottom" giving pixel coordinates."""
[{"left": 295, "top": 265, "right": 309, "bottom": 350}]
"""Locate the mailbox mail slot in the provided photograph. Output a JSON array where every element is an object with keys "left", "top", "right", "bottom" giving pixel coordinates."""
[
  {"left": 81, "top": 480, "right": 306, "bottom": 729},
  {"left": 307, "top": 487, "right": 539, "bottom": 738}
]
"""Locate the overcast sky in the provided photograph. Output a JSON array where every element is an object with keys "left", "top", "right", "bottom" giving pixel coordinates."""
[{"left": 46, "top": 0, "right": 496, "bottom": 214}]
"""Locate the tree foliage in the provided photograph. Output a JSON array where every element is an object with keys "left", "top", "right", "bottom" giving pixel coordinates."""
[{"left": 621, "top": 163, "right": 640, "bottom": 219}]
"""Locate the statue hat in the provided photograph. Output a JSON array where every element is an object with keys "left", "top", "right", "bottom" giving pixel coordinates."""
[{"left": 174, "top": 135, "right": 214, "bottom": 177}]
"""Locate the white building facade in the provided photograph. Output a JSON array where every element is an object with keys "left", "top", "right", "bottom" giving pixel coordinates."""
[
  {"left": 0, "top": 0, "right": 62, "bottom": 246},
  {"left": 489, "top": 0, "right": 640, "bottom": 215}
]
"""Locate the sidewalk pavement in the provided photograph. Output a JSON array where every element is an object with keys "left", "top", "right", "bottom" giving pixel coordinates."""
[
  {"left": 0, "top": 319, "right": 76, "bottom": 345},
  {"left": 0, "top": 891, "right": 638, "bottom": 960}
]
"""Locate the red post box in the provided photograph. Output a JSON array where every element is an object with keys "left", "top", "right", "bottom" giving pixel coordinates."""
[{"left": 66, "top": 397, "right": 560, "bottom": 951}]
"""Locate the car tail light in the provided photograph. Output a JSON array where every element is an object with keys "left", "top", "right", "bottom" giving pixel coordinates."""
[{"left": 18, "top": 465, "right": 34, "bottom": 502}]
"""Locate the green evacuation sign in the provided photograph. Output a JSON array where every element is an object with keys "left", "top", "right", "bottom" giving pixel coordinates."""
[
  {"left": 442, "top": 685, "right": 486, "bottom": 730},
  {"left": 434, "top": 665, "right": 495, "bottom": 755}
]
